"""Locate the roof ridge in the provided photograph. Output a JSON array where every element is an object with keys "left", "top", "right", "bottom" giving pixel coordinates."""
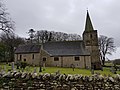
[{"left": 45, "top": 40, "right": 83, "bottom": 43}]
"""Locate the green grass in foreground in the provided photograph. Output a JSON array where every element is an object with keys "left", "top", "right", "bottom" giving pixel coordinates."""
[{"left": 0, "top": 63, "right": 120, "bottom": 76}]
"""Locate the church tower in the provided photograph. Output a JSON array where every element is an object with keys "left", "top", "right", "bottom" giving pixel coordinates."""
[{"left": 83, "top": 11, "right": 101, "bottom": 69}]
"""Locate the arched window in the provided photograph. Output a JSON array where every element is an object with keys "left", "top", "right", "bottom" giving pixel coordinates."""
[{"left": 43, "top": 57, "right": 46, "bottom": 61}]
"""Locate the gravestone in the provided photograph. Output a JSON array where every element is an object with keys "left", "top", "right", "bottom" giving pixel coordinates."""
[
  {"left": 43, "top": 63, "right": 45, "bottom": 71},
  {"left": 33, "top": 67, "right": 37, "bottom": 73},
  {"left": 39, "top": 66, "right": 42, "bottom": 72},
  {"left": 55, "top": 70, "right": 60, "bottom": 75},
  {"left": 91, "top": 65, "right": 95, "bottom": 74},
  {"left": 91, "top": 69, "right": 94, "bottom": 74},
  {"left": 110, "top": 67, "right": 116, "bottom": 74},
  {"left": 4, "top": 65, "right": 6, "bottom": 72},
  {"left": 1, "top": 69, "right": 5, "bottom": 75},
  {"left": 16, "top": 60, "right": 20, "bottom": 69},
  {"left": 118, "top": 67, "right": 120, "bottom": 71},
  {"left": 71, "top": 64, "right": 75, "bottom": 71},
  {"left": 11, "top": 62, "right": 15, "bottom": 70}
]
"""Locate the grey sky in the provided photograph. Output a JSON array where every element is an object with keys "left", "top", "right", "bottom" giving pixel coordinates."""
[{"left": 3, "top": 0, "right": 120, "bottom": 59}]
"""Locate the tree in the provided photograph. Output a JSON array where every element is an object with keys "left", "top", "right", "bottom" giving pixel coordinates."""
[
  {"left": 67, "top": 34, "right": 81, "bottom": 41},
  {"left": 35, "top": 30, "right": 50, "bottom": 43},
  {"left": 27, "top": 29, "right": 35, "bottom": 43},
  {"left": 34, "top": 30, "right": 81, "bottom": 43},
  {"left": 98, "top": 35, "right": 116, "bottom": 65},
  {"left": 0, "top": 32, "right": 25, "bottom": 62},
  {"left": 0, "top": 1, "right": 14, "bottom": 33},
  {"left": 0, "top": 42, "right": 6, "bottom": 62}
]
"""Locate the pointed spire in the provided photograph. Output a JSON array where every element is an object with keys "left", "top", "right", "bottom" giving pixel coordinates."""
[{"left": 85, "top": 10, "right": 94, "bottom": 31}]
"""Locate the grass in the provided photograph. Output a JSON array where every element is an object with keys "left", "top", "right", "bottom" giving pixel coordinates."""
[
  {"left": 41, "top": 67, "right": 120, "bottom": 76},
  {"left": 105, "top": 62, "right": 113, "bottom": 66},
  {"left": 40, "top": 67, "right": 91, "bottom": 75},
  {"left": 0, "top": 63, "right": 120, "bottom": 76}
]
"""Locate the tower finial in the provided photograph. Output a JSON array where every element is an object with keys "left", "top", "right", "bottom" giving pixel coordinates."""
[{"left": 86, "top": 7, "right": 88, "bottom": 11}]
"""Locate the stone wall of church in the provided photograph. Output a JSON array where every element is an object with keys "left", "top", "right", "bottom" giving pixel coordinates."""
[
  {"left": 14, "top": 53, "right": 40, "bottom": 66},
  {"left": 61, "top": 56, "right": 91, "bottom": 68},
  {"left": 41, "top": 50, "right": 52, "bottom": 66},
  {"left": 41, "top": 50, "right": 91, "bottom": 69},
  {"left": 15, "top": 51, "right": 91, "bottom": 69}
]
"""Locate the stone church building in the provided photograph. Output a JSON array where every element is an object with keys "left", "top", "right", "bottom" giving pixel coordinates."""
[{"left": 15, "top": 11, "right": 101, "bottom": 69}]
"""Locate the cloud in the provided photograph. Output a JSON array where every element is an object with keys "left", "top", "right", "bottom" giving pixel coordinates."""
[{"left": 3, "top": 0, "right": 120, "bottom": 59}]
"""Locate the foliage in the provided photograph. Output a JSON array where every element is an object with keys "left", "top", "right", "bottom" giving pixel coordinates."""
[
  {"left": 113, "top": 59, "right": 120, "bottom": 65},
  {"left": 98, "top": 35, "right": 116, "bottom": 65},
  {"left": 0, "top": 42, "right": 6, "bottom": 61},
  {"left": 27, "top": 29, "right": 35, "bottom": 43},
  {"left": 20, "top": 61, "right": 27, "bottom": 70},
  {"left": 0, "top": 32, "right": 25, "bottom": 62}
]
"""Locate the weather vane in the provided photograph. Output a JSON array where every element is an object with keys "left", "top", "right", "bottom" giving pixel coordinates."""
[{"left": 87, "top": 7, "right": 89, "bottom": 12}]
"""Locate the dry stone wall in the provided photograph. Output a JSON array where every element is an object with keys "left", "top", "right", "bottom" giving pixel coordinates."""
[{"left": 0, "top": 71, "right": 120, "bottom": 90}]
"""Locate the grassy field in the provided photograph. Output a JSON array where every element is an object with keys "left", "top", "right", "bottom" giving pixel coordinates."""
[{"left": 0, "top": 63, "right": 120, "bottom": 76}]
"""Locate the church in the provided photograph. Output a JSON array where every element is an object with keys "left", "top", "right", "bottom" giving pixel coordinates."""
[{"left": 14, "top": 11, "right": 101, "bottom": 69}]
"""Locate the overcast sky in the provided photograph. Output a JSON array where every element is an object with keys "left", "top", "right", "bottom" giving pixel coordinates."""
[{"left": 3, "top": 0, "right": 120, "bottom": 60}]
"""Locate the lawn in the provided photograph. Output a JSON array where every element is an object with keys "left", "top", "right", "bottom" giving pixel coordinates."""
[
  {"left": 40, "top": 67, "right": 120, "bottom": 76},
  {"left": 0, "top": 63, "right": 120, "bottom": 76}
]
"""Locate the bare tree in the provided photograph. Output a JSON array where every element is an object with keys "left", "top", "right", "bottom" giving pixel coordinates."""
[
  {"left": 52, "top": 32, "right": 81, "bottom": 41},
  {"left": 0, "top": 1, "right": 14, "bottom": 33},
  {"left": 98, "top": 35, "right": 116, "bottom": 65},
  {"left": 68, "top": 34, "right": 81, "bottom": 41},
  {"left": 34, "top": 30, "right": 81, "bottom": 43},
  {"left": 51, "top": 32, "right": 66, "bottom": 41},
  {"left": 35, "top": 30, "right": 50, "bottom": 44}
]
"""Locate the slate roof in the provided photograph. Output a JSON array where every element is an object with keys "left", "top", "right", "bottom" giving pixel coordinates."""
[
  {"left": 15, "top": 44, "right": 41, "bottom": 54},
  {"left": 43, "top": 41, "right": 90, "bottom": 56}
]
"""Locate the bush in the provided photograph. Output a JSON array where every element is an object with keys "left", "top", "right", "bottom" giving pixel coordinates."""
[{"left": 20, "top": 61, "right": 27, "bottom": 70}]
